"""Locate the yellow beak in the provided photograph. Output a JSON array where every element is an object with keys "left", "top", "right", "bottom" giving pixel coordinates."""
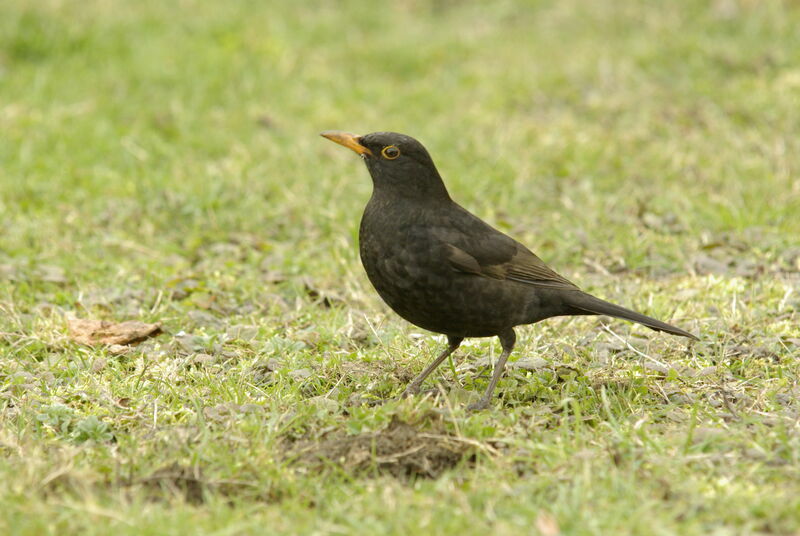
[{"left": 320, "top": 131, "right": 373, "bottom": 156}]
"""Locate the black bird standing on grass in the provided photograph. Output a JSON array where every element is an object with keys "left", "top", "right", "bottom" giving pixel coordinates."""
[{"left": 322, "top": 131, "right": 697, "bottom": 410}]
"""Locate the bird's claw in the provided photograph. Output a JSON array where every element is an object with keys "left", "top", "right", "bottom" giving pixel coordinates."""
[
  {"left": 400, "top": 386, "right": 419, "bottom": 398},
  {"left": 401, "top": 386, "right": 438, "bottom": 400},
  {"left": 466, "top": 398, "right": 490, "bottom": 412}
]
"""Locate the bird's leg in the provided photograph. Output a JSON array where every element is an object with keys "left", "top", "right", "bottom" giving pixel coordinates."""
[
  {"left": 402, "top": 336, "right": 463, "bottom": 397},
  {"left": 467, "top": 329, "right": 516, "bottom": 411}
]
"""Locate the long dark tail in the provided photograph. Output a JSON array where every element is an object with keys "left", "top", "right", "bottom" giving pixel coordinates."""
[{"left": 566, "top": 292, "right": 698, "bottom": 340}]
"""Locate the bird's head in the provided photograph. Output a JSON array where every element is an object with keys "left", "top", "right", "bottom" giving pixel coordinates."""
[{"left": 321, "top": 131, "right": 450, "bottom": 201}]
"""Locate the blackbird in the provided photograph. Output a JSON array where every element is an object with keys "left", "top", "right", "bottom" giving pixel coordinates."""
[{"left": 321, "top": 130, "right": 697, "bottom": 410}]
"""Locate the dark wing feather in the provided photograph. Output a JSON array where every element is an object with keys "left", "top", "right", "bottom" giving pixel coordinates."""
[
  {"left": 439, "top": 211, "right": 578, "bottom": 290},
  {"left": 424, "top": 202, "right": 580, "bottom": 291},
  {"left": 446, "top": 242, "right": 579, "bottom": 290},
  {"left": 503, "top": 248, "right": 579, "bottom": 289}
]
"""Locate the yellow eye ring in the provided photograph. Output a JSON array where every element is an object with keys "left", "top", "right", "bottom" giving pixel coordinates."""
[{"left": 381, "top": 145, "right": 400, "bottom": 159}]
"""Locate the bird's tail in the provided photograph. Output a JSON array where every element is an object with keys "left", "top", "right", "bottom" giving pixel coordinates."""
[{"left": 566, "top": 292, "right": 698, "bottom": 340}]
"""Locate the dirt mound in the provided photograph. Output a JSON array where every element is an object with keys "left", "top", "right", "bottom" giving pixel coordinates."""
[
  {"left": 138, "top": 463, "right": 205, "bottom": 504},
  {"left": 288, "top": 417, "right": 475, "bottom": 479}
]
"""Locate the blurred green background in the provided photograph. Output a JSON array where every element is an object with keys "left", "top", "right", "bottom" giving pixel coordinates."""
[{"left": 3, "top": 0, "right": 797, "bottom": 281}]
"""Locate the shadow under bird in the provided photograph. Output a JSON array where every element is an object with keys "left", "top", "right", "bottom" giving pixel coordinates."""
[{"left": 321, "top": 130, "right": 697, "bottom": 410}]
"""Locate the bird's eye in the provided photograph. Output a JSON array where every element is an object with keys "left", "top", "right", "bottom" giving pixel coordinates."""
[{"left": 381, "top": 145, "right": 400, "bottom": 160}]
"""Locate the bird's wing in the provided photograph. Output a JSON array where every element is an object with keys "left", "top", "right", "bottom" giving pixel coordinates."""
[
  {"left": 432, "top": 204, "right": 580, "bottom": 291},
  {"left": 445, "top": 242, "right": 579, "bottom": 290},
  {"left": 501, "top": 248, "right": 580, "bottom": 289},
  {"left": 414, "top": 202, "right": 580, "bottom": 290}
]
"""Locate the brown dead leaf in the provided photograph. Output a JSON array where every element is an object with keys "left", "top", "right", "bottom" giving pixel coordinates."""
[{"left": 68, "top": 318, "right": 162, "bottom": 346}]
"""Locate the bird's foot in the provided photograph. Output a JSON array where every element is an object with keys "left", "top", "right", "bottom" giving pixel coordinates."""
[
  {"left": 400, "top": 385, "right": 419, "bottom": 398},
  {"left": 466, "top": 398, "right": 490, "bottom": 412},
  {"left": 400, "top": 386, "right": 438, "bottom": 400}
]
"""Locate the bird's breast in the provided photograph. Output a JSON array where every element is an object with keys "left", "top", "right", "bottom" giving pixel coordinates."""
[
  {"left": 357, "top": 202, "right": 532, "bottom": 337},
  {"left": 359, "top": 209, "right": 445, "bottom": 292}
]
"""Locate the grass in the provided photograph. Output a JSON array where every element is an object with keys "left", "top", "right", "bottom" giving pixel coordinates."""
[{"left": 1, "top": 0, "right": 800, "bottom": 534}]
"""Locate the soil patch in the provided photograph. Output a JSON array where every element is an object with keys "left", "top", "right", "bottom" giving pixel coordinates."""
[{"left": 287, "top": 417, "right": 475, "bottom": 479}]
